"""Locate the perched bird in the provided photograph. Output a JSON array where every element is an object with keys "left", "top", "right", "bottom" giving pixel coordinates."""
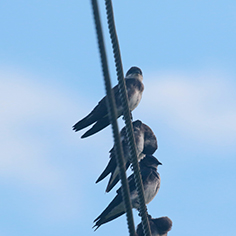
[
  {"left": 73, "top": 66, "right": 144, "bottom": 138},
  {"left": 136, "top": 215, "right": 172, "bottom": 236},
  {"left": 93, "top": 155, "right": 162, "bottom": 230},
  {"left": 96, "top": 120, "right": 158, "bottom": 192}
]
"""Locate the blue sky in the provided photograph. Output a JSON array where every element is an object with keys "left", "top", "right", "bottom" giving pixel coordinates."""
[{"left": 0, "top": 1, "right": 236, "bottom": 236}]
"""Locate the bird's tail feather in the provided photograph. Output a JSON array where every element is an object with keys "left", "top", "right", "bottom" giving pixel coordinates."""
[
  {"left": 106, "top": 174, "right": 120, "bottom": 193},
  {"left": 81, "top": 117, "right": 110, "bottom": 138},
  {"left": 93, "top": 210, "right": 125, "bottom": 230},
  {"left": 96, "top": 157, "right": 116, "bottom": 184},
  {"left": 105, "top": 161, "right": 130, "bottom": 192},
  {"left": 93, "top": 195, "right": 125, "bottom": 230},
  {"left": 93, "top": 194, "right": 122, "bottom": 223},
  {"left": 72, "top": 113, "right": 97, "bottom": 132}
]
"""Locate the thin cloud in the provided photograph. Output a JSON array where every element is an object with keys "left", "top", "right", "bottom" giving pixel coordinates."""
[
  {"left": 0, "top": 68, "right": 92, "bottom": 221},
  {"left": 0, "top": 67, "right": 113, "bottom": 222},
  {"left": 141, "top": 70, "right": 236, "bottom": 146},
  {"left": 0, "top": 66, "right": 118, "bottom": 187},
  {"left": 0, "top": 69, "right": 74, "bottom": 186}
]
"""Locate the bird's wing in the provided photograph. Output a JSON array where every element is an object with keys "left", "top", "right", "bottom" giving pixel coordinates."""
[
  {"left": 115, "top": 170, "right": 137, "bottom": 196},
  {"left": 93, "top": 193, "right": 125, "bottom": 230},
  {"left": 73, "top": 96, "right": 108, "bottom": 132},
  {"left": 80, "top": 83, "right": 125, "bottom": 138}
]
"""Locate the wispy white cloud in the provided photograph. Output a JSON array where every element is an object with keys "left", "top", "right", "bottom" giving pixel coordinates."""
[
  {"left": 141, "top": 69, "right": 236, "bottom": 146},
  {"left": 0, "top": 66, "right": 118, "bottom": 222},
  {"left": 0, "top": 66, "right": 116, "bottom": 191},
  {"left": 0, "top": 68, "right": 96, "bottom": 221},
  {"left": 0, "top": 69, "right": 73, "bottom": 185}
]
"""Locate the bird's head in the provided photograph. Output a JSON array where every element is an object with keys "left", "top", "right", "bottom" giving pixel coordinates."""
[
  {"left": 125, "top": 66, "right": 143, "bottom": 81},
  {"left": 132, "top": 120, "right": 143, "bottom": 129},
  {"left": 152, "top": 216, "right": 173, "bottom": 234},
  {"left": 140, "top": 155, "right": 162, "bottom": 169}
]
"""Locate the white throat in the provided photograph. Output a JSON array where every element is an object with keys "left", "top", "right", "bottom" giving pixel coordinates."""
[{"left": 125, "top": 73, "right": 143, "bottom": 82}]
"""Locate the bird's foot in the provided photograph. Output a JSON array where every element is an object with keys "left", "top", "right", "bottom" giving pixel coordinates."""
[
  {"left": 121, "top": 111, "right": 133, "bottom": 121},
  {"left": 138, "top": 212, "right": 151, "bottom": 219},
  {"left": 130, "top": 163, "right": 134, "bottom": 171},
  {"left": 130, "top": 112, "right": 133, "bottom": 120}
]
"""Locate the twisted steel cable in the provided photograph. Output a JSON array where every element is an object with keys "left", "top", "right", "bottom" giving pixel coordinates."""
[
  {"left": 90, "top": 0, "right": 136, "bottom": 235},
  {"left": 104, "top": 1, "right": 151, "bottom": 236}
]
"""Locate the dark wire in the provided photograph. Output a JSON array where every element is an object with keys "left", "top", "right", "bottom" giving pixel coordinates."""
[
  {"left": 90, "top": 1, "right": 136, "bottom": 235},
  {"left": 104, "top": 1, "right": 152, "bottom": 236}
]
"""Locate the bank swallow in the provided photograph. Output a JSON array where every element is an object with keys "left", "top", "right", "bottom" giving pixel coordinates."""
[
  {"left": 96, "top": 120, "right": 158, "bottom": 192},
  {"left": 73, "top": 67, "right": 144, "bottom": 138},
  {"left": 93, "top": 155, "right": 162, "bottom": 230},
  {"left": 136, "top": 215, "right": 172, "bottom": 236}
]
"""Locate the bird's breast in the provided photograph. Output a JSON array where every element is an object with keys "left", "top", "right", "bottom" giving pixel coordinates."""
[
  {"left": 144, "top": 176, "right": 160, "bottom": 204},
  {"left": 128, "top": 89, "right": 143, "bottom": 111},
  {"left": 134, "top": 132, "right": 145, "bottom": 156}
]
